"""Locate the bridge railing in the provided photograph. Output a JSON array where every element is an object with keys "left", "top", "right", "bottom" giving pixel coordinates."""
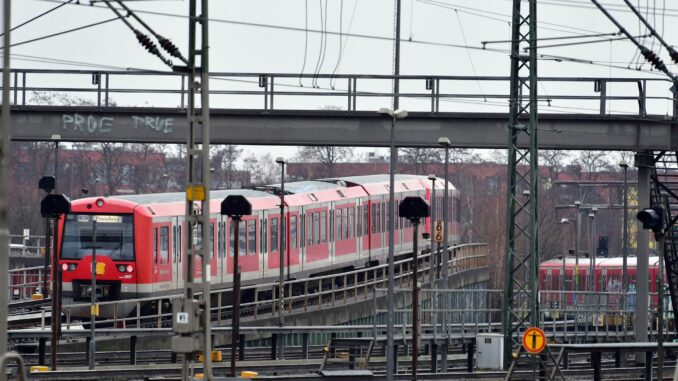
[
  {"left": 7, "top": 69, "right": 675, "bottom": 117},
  {"left": 8, "top": 265, "right": 46, "bottom": 301},
  {"left": 56, "top": 243, "right": 488, "bottom": 329}
]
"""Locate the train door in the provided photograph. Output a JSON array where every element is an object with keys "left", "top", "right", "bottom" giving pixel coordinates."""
[
  {"left": 210, "top": 219, "right": 217, "bottom": 280},
  {"left": 362, "top": 200, "right": 371, "bottom": 261},
  {"left": 152, "top": 223, "right": 172, "bottom": 293},
  {"left": 288, "top": 210, "right": 300, "bottom": 275},
  {"left": 216, "top": 216, "right": 226, "bottom": 285}
]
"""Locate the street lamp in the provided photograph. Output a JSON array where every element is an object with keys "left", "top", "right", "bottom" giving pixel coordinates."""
[
  {"left": 619, "top": 160, "right": 629, "bottom": 295},
  {"left": 588, "top": 207, "right": 598, "bottom": 294},
  {"left": 559, "top": 218, "right": 573, "bottom": 292},
  {"left": 427, "top": 174, "right": 437, "bottom": 282},
  {"left": 574, "top": 201, "right": 582, "bottom": 293},
  {"left": 437, "top": 136, "right": 451, "bottom": 369},
  {"left": 378, "top": 106, "right": 407, "bottom": 378},
  {"left": 275, "top": 157, "right": 286, "bottom": 330}
]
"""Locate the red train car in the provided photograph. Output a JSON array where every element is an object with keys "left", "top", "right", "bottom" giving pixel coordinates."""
[
  {"left": 539, "top": 256, "right": 662, "bottom": 310},
  {"left": 57, "top": 175, "right": 461, "bottom": 317}
]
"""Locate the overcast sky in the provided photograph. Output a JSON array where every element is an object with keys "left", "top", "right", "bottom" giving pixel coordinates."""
[{"left": 8, "top": 0, "right": 678, "bottom": 160}]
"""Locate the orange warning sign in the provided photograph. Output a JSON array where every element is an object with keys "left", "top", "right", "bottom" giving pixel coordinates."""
[{"left": 522, "top": 327, "right": 546, "bottom": 354}]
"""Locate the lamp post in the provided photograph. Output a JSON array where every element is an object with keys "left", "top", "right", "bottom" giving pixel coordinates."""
[
  {"left": 437, "top": 136, "right": 450, "bottom": 370},
  {"left": 574, "top": 201, "right": 581, "bottom": 293},
  {"left": 51, "top": 134, "right": 61, "bottom": 192},
  {"left": 427, "top": 174, "right": 437, "bottom": 283},
  {"left": 378, "top": 107, "right": 407, "bottom": 378},
  {"left": 275, "top": 157, "right": 286, "bottom": 330},
  {"left": 588, "top": 207, "right": 598, "bottom": 294},
  {"left": 619, "top": 160, "right": 629, "bottom": 295},
  {"left": 559, "top": 218, "right": 573, "bottom": 293}
]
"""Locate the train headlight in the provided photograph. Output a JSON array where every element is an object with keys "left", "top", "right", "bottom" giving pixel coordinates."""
[
  {"left": 117, "top": 264, "right": 134, "bottom": 273},
  {"left": 68, "top": 263, "right": 77, "bottom": 271},
  {"left": 95, "top": 198, "right": 105, "bottom": 208},
  {"left": 61, "top": 263, "right": 68, "bottom": 271}
]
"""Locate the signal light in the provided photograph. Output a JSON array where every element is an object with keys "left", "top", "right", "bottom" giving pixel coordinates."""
[
  {"left": 117, "top": 264, "right": 134, "bottom": 273},
  {"left": 637, "top": 206, "right": 664, "bottom": 235}
]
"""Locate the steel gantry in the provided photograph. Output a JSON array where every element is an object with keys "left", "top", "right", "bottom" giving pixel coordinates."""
[
  {"left": 170, "top": 1, "right": 213, "bottom": 380},
  {"left": 502, "top": 0, "right": 539, "bottom": 364}
]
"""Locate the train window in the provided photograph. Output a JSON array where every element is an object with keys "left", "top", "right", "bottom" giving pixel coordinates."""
[
  {"left": 320, "top": 211, "right": 327, "bottom": 243},
  {"left": 210, "top": 222, "right": 215, "bottom": 259},
  {"left": 229, "top": 222, "right": 235, "bottom": 256},
  {"left": 381, "top": 202, "right": 386, "bottom": 233},
  {"left": 313, "top": 213, "right": 320, "bottom": 245},
  {"left": 363, "top": 205, "right": 369, "bottom": 235},
  {"left": 247, "top": 220, "right": 256, "bottom": 255},
  {"left": 456, "top": 198, "right": 461, "bottom": 222},
  {"left": 290, "top": 216, "right": 297, "bottom": 249},
  {"left": 153, "top": 228, "right": 158, "bottom": 263},
  {"left": 160, "top": 226, "right": 169, "bottom": 264},
  {"left": 178, "top": 226, "right": 182, "bottom": 262},
  {"left": 307, "top": 214, "right": 313, "bottom": 246},
  {"left": 238, "top": 221, "right": 246, "bottom": 255},
  {"left": 336, "top": 209, "right": 343, "bottom": 241},
  {"left": 173, "top": 226, "right": 177, "bottom": 263},
  {"left": 348, "top": 207, "right": 354, "bottom": 239},
  {"left": 356, "top": 205, "right": 362, "bottom": 238},
  {"left": 300, "top": 214, "right": 305, "bottom": 248},
  {"left": 271, "top": 217, "right": 279, "bottom": 252},
  {"left": 344, "top": 207, "right": 349, "bottom": 239},
  {"left": 372, "top": 203, "right": 379, "bottom": 233}
]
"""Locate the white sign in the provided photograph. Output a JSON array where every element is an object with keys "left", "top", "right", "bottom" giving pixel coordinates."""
[{"left": 176, "top": 312, "right": 189, "bottom": 324}]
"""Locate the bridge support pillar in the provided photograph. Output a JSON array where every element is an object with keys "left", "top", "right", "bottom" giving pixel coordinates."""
[
  {"left": 85, "top": 337, "right": 91, "bottom": 366},
  {"left": 562, "top": 350, "right": 569, "bottom": 369},
  {"left": 239, "top": 334, "right": 246, "bottom": 361},
  {"left": 392, "top": 344, "right": 399, "bottom": 374},
  {"left": 302, "top": 333, "right": 309, "bottom": 360},
  {"left": 466, "top": 342, "right": 474, "bottom": 372},
  {"left": 38, "top": 338, "right": 46, "bottom": 365},
  {"left": 430, "top": 342, "right": 438, "bottom": 373},
  {"left": 592, "top": 351, "right": 602, "bottom": 381},
  {"left": 644, "top": 351, "right": 653, "bottom": 381},
  {"left": 440, "top": 341, "right": 448, "bottom": 371},
  {"left": 130, "top": 335, "right": 137, "bottom": 365},
  {"left": 271, "top": 334, "right": 277, "bottom": 360},
  {"left": 614, "top": 349, "right": 621, "bottom": 368},
  {"left": 635, "top": 151, "right": 651, "bottom": 365}
]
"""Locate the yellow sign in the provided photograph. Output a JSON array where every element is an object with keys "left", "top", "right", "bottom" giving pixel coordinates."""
[
  {"left": 186, "top": 185, "right": 206, "bottom": 202},
  {"left": 433, "top": 220, "right": 444, "bottom": 243},
  {"left": 522, "top": 327, "right": 546, "bottom": 354}
]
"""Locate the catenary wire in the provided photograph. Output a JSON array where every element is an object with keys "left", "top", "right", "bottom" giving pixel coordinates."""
[
  {"left": 329, "top": 0, "right": 344, "bottom": 89},
  {"left": 0, "top": 0, "right": 73, "bottom": 37},
  {"left": 2, "top": 17, "right": 118, "bottom": 50},
  {"left": 299, "top": 0, "right": 309, "bottom": 87}
]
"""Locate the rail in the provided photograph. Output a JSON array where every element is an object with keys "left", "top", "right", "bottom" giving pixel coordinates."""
[
  {"left": 6, "top": 69, "right": 676, "bottom": 117},
  {"left": 55, "top": 243, "right": 488, "bottom": 329}
]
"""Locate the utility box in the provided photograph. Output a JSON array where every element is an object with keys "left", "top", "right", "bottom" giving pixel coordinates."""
[{"left": 476, "top": 333, "right": 504, "bottom": 370}]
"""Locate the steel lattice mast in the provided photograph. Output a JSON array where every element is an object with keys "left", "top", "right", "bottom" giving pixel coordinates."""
[{"left": 502, "top": 0, "right": 539, "bottom": 364}]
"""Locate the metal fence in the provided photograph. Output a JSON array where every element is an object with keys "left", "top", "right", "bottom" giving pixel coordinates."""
[{"left": 6, "top": 69, "right": 676, "bottom": 117}]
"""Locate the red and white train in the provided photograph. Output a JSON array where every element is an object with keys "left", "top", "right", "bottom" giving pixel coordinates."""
[
  {"left": 57, "top": 175, "right": 460, "bottom": 312},
  {"left": 539, "top": 256, "right": 664, "bottom": 313}
]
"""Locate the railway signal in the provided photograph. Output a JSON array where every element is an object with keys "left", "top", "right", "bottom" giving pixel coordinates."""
[
  {"left": 40, "top": 192, "right": 70, "bottom": 371},
  {"left": 637, "top": 206, "right": 664, "bottom": 236},
  {"left": 221, "top": 195, "right": 252, "bottom": 378},
  {"left": 399, "top": 196, "right": 430, "bottom": 381}
]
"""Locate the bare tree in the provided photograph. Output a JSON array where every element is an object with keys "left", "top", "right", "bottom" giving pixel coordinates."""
[
  {"left": 399, "top": 147, "right": 443, "bottom": 175},
  {"left": 294, "top": 146, "right": 355, "bottom": 178}
]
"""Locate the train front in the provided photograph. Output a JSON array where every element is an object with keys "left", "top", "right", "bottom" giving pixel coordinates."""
[{"left": 59, "top": 197, "right": 139, "bottom": 318}]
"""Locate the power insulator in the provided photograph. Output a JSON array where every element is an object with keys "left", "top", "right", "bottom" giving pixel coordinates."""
[
  {"left": 134, "top": 29, "right": 162, "bottom": 57},
  {"left": 640, "top": 46, "right": 669, "bottom": 73},
  {"left": 157, "top": 36, "right": 185, "bottom": 61}
]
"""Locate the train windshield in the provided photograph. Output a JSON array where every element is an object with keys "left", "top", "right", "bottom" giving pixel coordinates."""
[{"left": 61, "top": 214, "right": 135, "bottom": 260}]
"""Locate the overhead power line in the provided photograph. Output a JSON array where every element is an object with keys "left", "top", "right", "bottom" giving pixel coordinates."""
[
  {"left": 0, "top": 0, "right": 73, "bottom": 37},
  {"left": 1, "top": 17, "right": 117, "bottom": 50},
  {"left": 101, "top": 0, "right": 173, "bottom": 68},
  {"left": 622, "top": 0, "right": 678, "bottom": 64},
  {"left": 114, "top": 0, "right": 188, "bottom": 64},
  {"left": 590, "top": 0, "right": 677, "bottom": 81}
]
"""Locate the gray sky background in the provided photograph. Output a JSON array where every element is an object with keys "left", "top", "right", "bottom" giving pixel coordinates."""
[{"left": 8, "top": 0, "right": 678, "bottom": 161}]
